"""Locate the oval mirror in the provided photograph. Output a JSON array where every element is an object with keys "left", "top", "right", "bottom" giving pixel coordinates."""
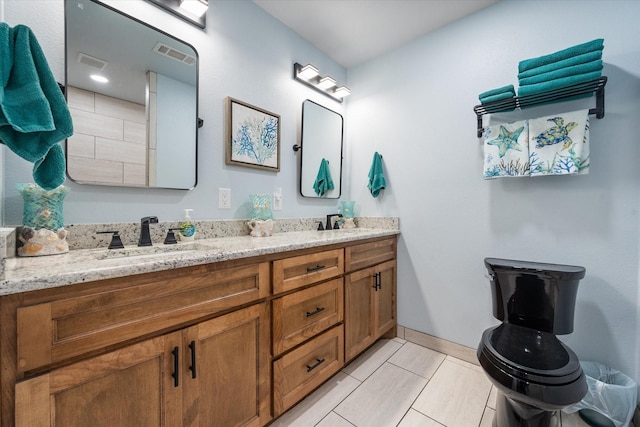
[
  {"left": 65, "top": 0, "right": 199, "bottom": 189},
  {"left": 299, "top": 100, "right": 343, "bottom": 198}
]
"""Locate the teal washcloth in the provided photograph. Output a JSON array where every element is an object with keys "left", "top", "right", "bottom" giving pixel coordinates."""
[
  {"left": 518, "top": 60, "right": 603, "bottom": 86},
  {"left": 0, "top": 23, "right": 73, "bottom": 190},
  {"left": 480, "top": 92, "right": 516, "bottom": 104},
  {"left": 518, "top": 38, "right": 604, "bottom": 74},
  {"left": 367, "top": 152, "right": 386, "bottom": 198},
  {"left": 313, "top": 158, "right": 334, "bottom": 196},
  {"left": 518, "top": 50, "right": 603, "bottom": 79},
  {"left": 517, "top": 70, "right": 603, "bottom": 97},
  {"left": 479, "top": 84, "right": 515, "bottom": 103}
]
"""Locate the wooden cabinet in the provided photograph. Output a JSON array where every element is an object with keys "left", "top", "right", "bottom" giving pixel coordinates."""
[
  {"left": 16, "top": 333, "right": 181, "bottom": 427},
  {"left": 2, "top": 233, "right": 397, "bottom": 427},
  {"left": 15, "top": 303, "right": 271, "bottom": 427},
  {"left": 344, "top": 238, "right": 397, "bottom": 362}
]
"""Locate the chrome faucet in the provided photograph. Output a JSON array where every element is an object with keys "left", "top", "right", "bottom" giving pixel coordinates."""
[
  {"left": 138, "top": 216, "right": 158, "bottom": 246},
  {"left": 325, "top": 214, "right": 343, "bottom": 231}
]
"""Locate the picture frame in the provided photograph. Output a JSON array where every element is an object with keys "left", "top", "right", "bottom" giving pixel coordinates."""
[{"left": 226, "top": 97, "right": 281, "bottom": 171}]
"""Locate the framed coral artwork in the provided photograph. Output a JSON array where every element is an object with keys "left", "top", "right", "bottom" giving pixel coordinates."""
[{"left": 225, "top": 97, "right": 281, "bottom": 171}]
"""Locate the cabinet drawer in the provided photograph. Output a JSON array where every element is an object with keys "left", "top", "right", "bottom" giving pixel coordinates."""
[
  {"left": 273, "top": 324, "right": 344, "bottom": 416},
  {"left": 272, "top": 278, "right": 343, "bottom": 355},
  {"left": 273, "top": 248, "right": 344, "bottom": 294},
  {"left": 17, "top": 262, "right": 270, "bottom": 373},
  {"left": 345, "top": 237, "right": 396, "bottom": 272}
]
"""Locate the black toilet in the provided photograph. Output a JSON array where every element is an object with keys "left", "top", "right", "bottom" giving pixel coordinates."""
[{"left": 477, "top": 258, "right": 588, "bottom": 427}]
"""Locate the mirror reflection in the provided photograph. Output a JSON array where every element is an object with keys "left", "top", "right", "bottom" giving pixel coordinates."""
[
  {"left": 65, "top": 0, "right": 198, "bottom": 189},
  {"left": 300, "top": 100, "right": 343, "bottom": 198}
]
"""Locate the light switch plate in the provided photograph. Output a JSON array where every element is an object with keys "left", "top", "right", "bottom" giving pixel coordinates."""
[
  {"left": 273, "top": 188, "right": 282, "bottom": 211},
  {"left": 218, "top": 188, "right": 231, "bottom": 209}
]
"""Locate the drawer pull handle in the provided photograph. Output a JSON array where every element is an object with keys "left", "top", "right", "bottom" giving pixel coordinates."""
[
  {"left": 171, "top": 346, "right": 179, "bottom": 387},
  {"left": 189, "top": 340, "right": 197, "bottom": 379},
  {"left": 306, "top": 264, "right": 326, "bottom": 273},
  {"left": 306, "top": 358, "right": 325, "bottom": 372},
  {"left": 306, "top": 307, "right": 326, "bottom": 317}
]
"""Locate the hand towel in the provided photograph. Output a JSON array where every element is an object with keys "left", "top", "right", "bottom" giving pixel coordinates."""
[
  {"left": 367, "top": 152, "right": 386, "bottom": 197},
  {"left": 0, "top": 23, "right": 73, "bottom": 190},
  {"left": 517, "top": 70, "right": 603, "bottom": 97},
  {"left": 483, "top": 120, "right": 530, "bottom": 179},
  {"left": 529, "top": 110, "right": 590, "bottom": 176},
  {"left": 313, "top": 158, "right": 334, "bottom": 196},
  {"left": 518, "top": 39, "right": 604, "bottom": 74},
  {"left": 518, "top": 50, "right": 603, "bottom": 79},
  {"left": 479, "top": 85, "right": 515, "bottom": 103},
  {"left": 518, "top": 60, "right": 603, "bottom": 86}
]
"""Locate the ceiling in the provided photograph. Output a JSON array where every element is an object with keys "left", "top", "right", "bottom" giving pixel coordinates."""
[{"left": 252, "top": 0, "right": 500, "bottom": 68}]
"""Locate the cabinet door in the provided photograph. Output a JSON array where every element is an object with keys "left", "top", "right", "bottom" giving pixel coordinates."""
[
  {"left": 345, "top": 267, "right": 375, "bottom": 361},
  {"left": 374, "top": 260, "right": 396, "bottom": 338},
  {"left": 182, "top": 303, "right": 271, "bottom": 427},
  {"left": 15, "top": 333, "right": 183, "bottom": 427}
]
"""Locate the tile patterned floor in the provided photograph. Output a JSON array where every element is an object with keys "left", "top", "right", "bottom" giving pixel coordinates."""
[{"left": 271, "top": 338, "right": 607, "bottom": 427}]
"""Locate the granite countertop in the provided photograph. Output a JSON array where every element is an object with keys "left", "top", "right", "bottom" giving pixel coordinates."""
[{"left": 0, "top": 228, "right": 399, "bottom": 296}]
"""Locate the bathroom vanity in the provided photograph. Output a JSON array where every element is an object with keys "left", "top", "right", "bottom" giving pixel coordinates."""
[{"left": 0, "top": 228, "right": 397, "bottom": 427}]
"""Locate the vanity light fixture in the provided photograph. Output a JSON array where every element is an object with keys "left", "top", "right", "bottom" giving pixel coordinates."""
[
  {"left": 317, "top": 76, "right": 336, "bottom": 90},
  {"left": 179, "top": 0, "right": 208, "bottom": 17},
  {"left": 145, "top": 0, "right": 207, "bottom": 29},
  {"left": 294, "top": 63, "right": 351, "bottom": 102}
]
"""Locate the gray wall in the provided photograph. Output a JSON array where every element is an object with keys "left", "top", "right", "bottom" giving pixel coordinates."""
[
  {"left": 347, "top": 0, "right": 640, "bottom": 385},
  {"left": 2, "top": 0, "right": 347, "bottom": 225}
]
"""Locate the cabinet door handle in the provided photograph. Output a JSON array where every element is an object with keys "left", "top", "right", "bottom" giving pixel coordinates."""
[
  {"left": 306, "top": 358, "right": 325, "bottom": 372},
  {"left": 372, "top": 272, "right": 380, "bottom": 290},
  {"left": 188, "top": 340, "right": 197, "bottom": 379},
  {"left": 376, "top": 272, "right": 382, "bottom": 290},
  {"left": 171, "top": 346, "right": 179, "bottom": 387},
  {"left": 306, "top": 264, "right": 326, "bottom": 273},
  {"left": 306, "top": 307, "right": 326, "bottom": 317}
]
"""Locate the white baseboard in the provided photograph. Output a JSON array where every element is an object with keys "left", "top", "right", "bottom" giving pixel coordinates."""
[{"left": 399, "top": 325, "right": 479, "bottom": 366}]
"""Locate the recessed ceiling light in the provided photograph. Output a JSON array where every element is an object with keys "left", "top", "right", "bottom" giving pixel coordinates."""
[{"left": 90, "top": 74, "right": 109, "bottom": 83}]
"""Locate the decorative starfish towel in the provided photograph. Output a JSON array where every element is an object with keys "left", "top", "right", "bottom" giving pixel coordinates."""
[
  {"left": 483, "top": 120, "right": 530, "bottom": 179},
  {"left": 529, "top": 110, "right": 590, "bottom": 176}
]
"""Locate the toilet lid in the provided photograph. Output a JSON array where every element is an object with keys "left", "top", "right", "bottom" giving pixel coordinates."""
[{"left": 482, "top": 324, "right": 582, "bottom": 384}]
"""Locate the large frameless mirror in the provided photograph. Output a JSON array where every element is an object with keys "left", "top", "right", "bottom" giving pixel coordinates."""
[
  {"left": 299, "top": 100, "right": 343, "bottom": 198},
  {"left": 65, "top": 0, "right": 199, "bottom": 189}
]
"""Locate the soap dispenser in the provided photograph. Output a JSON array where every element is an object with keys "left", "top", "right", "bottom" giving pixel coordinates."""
[{"left": 179, "top": 209, "right": 196, "bottom": 241}]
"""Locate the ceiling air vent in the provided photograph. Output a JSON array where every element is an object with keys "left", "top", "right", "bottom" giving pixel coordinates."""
[
  {"left": 76, "top": 52, "right": 108, "bottom": 70},
  {"left": 153, "top": 42, "right": 196, "bottom": 66}
]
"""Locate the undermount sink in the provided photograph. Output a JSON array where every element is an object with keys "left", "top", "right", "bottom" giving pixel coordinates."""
[{"left": 94, "top": 243, "right": 211, "bottom": 261}]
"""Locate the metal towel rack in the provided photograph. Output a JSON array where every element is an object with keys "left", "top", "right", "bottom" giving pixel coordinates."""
[{"left": 473, "top": 76, "right": 608, "bottom": 138}]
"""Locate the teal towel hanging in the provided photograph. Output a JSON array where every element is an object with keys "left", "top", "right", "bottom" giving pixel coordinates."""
[
  {"left": 0, "top": 23, "right": 74, "bottom": 190},
  {"left": 367, "top": 152, "right": 386, "bottom": 198},
  {"left": 313, "top": 158, "right": 334, "bottom": 196}
]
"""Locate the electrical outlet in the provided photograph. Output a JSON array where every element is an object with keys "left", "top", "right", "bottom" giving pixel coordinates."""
[
  {"left": 218, "top": 188, "right": 231, "bottom": 209},
  {"left": 273, "top": 188, "right": 282, "bottom": 211}
]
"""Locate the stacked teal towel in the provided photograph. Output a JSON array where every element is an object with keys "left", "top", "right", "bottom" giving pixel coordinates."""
[
  {"left": 367, "top": 152, "right": 386, "bottom": 198},
  {"left": 313, "top": 158, "right": 334, "bottom": 197},
  {"left": 0, "top": 24, "right": 73, "bottom": 190},
  {"left": 479, "top": 84, "right": 516, "bottom": 104},
  {"left": 517, "top": 39, "right": 604, "bottom": 98}
]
